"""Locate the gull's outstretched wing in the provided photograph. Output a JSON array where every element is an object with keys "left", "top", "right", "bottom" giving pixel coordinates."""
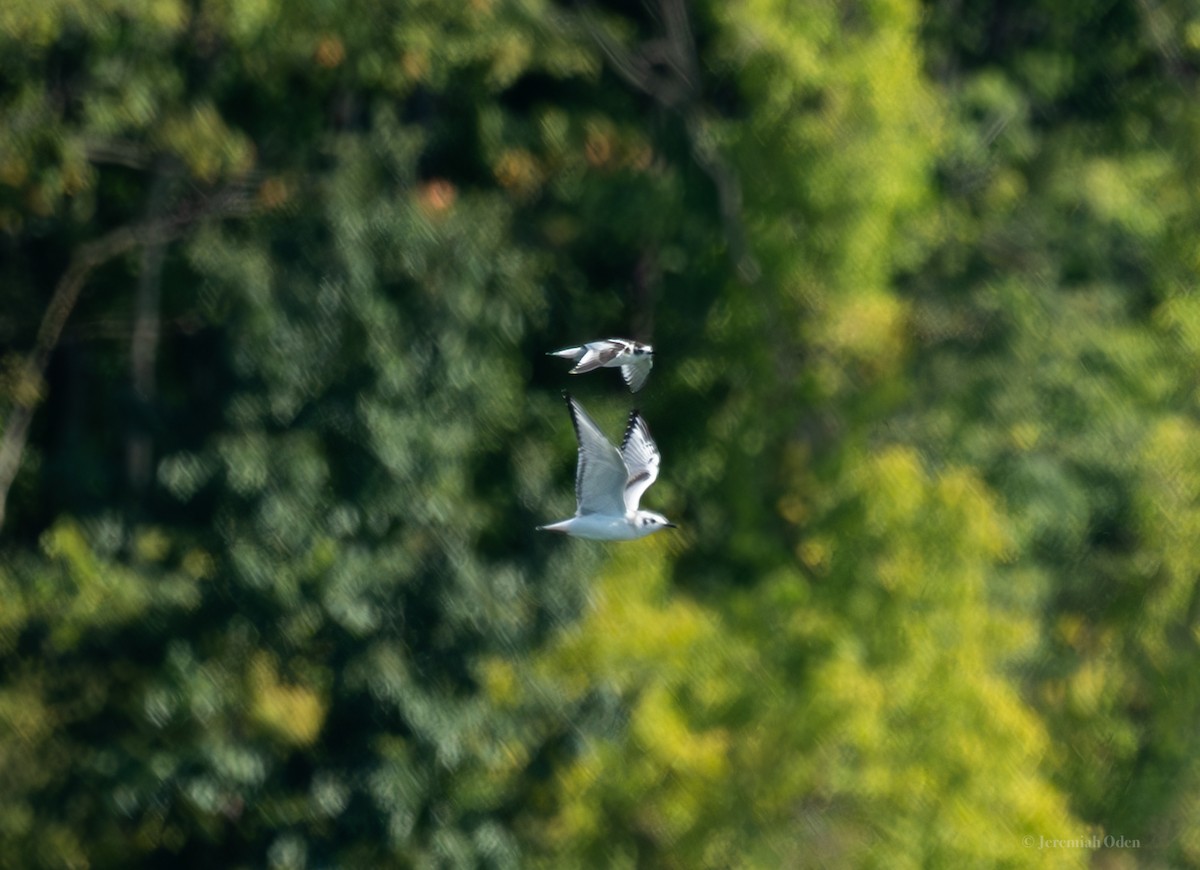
[
  {"left": 620, "top": 356, "right": 652, "bottom": 392},
  {"left": 620, "top": 410, "right": 661, "bottom": 512},
  {"left": 564, "top": 393, "right": 628, "bottom": 516}
]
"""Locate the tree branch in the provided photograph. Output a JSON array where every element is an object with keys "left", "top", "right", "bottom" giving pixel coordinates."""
[
  {"left": 684, "top": 109, "right": 760, "bottom": 283},
  {"left": 127, "top": 169, "right": 174, "bottom": 494},
  {"left": 576, "top": 0, "right": 759, "bottom": 282},
  {"left": 84, "top": 139, "right": 158, "bottom": 172},
  {"left": 0, "top": 183, "right": 257, "bottom": 532}
]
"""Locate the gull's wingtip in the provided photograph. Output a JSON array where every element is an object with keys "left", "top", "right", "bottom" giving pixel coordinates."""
[
  {"left": 620, "top": 407, "right": 647, "bottom": 450},
  {"left": 561, "top": 391, "right": 579, "bottom": 425}
]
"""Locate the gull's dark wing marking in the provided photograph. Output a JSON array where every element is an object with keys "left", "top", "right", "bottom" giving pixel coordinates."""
[
  {"left": 568, "top": 339, "right": 626, "bottom": 374},
  {"left": 620, "top": 409, "right": 661, "bottom": 512}
]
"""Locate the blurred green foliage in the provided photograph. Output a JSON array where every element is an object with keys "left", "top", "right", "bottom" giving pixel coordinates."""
[{"left": 2, "top": 0, "right": 1199, "bottom": 866}]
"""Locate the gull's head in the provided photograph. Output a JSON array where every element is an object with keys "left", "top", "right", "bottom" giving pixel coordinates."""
[{"left": 634, "top": 510, "right": 676, "bottom": 536}]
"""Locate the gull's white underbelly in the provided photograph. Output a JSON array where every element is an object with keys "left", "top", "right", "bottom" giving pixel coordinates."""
[{"left": 541, "top": 513, "right": 646, "bottom": 541}]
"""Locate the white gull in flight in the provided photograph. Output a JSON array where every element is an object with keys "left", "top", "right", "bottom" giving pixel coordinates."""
[
  {"left": 548, "top": 338, "right": 654, "bottom": 392},
  {"left": 538, "top": 392, "right": 675, "bottom": 540}
]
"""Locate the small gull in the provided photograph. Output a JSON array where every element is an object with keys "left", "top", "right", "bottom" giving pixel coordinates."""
[
  {"left": 548, "top": 338, "right": 654, "bottom": 392},
  {"left": 538, "top": 392, "right": 675, "bottom": 540}
]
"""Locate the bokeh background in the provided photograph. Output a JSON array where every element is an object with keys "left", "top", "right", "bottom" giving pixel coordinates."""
[{"left": 2, "top": 0, "right": 1200, "bottom": 866}]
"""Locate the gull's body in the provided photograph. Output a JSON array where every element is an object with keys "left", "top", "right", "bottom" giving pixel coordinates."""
[
  {"left": 548, "top": 338, "right": 654, "bottom": 392},
  {"left": 539, "top": 513, "right": 653, "bottom": 542},
  {"left": 538, "top": 393, "right": 674, "bottom": 540}
]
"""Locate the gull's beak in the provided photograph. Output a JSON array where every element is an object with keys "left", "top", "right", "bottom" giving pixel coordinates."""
[{"left": 664, "top": 522, "right": 678, "bottom": 529}]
